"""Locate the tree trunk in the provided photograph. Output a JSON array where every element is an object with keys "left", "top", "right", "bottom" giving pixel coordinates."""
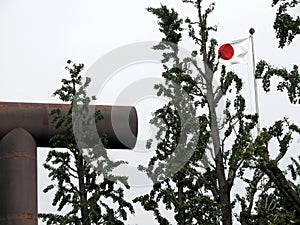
[
  {"left": 177, "top": 183, "right": 186, "bottom": 225},
  {"left": 219, "top": 182, "right": 232, "bottom": 225},
  {"left": 206, "top": 77, "right": 232, "bottom": 225},
  {"left": 240, "top": 213, "right": 249, "bottom": 225},
  {"left": 78, "top": 155, "right": 91, "bottom": 225},
  {"left": 259, "top": 159, "right": 300, "bottom": 215},
  {"left": 196, "top": 0, "right": 233, "bottom": 223}
]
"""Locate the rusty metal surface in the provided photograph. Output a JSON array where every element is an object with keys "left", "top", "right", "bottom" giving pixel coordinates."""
[
  {"left": 0, "top": 102, "right": 138, "bottom": 149},
  {"left": 0, "top": 128, "right": 37, "bottom": 225}
]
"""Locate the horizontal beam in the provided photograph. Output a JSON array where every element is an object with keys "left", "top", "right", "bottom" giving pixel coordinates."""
[{"left": 0, "top": 102, "right": 138, "bottom": 149}]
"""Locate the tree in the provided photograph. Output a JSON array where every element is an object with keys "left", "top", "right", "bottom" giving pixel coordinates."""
[
  {"left": 247, "top": 0, "right": 300, "bottom": 222},
  {"left": 133, "top": 1, "right": 300, "bottom": 224},
  {"left": 249, "top": 17, "right": 300, "bottom": 225},
  {"left": 39, "top": 61, "right": 134, "bottom": 225},
  {"left": 272, "top": 0, "right": 300, "bottom": 48}
]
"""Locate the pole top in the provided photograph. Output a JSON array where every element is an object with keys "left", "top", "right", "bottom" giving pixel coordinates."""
[{"left": 249, "top": 28, "right": 255, "bottom": 35}]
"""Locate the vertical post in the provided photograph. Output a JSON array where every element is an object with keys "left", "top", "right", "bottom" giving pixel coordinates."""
[
  {"left": 0, "top": 128, "right": 37, "bottom": 225},
  {"left": 249, "top": 28, "right": 261, "bottom": 133}
]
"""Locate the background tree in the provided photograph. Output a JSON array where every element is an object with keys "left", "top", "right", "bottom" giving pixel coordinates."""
[
  {"left": 245, "top": 0, "right": 300, "bottom": 223},
  {"left": 39, "top": 61, "right": 134, "bottom": 225},
  {"left": 272, "top": 0, "right": 300, "bottom": 48},
  {"left": 134, "top": 0, "right": 300, "bottom": 224}
]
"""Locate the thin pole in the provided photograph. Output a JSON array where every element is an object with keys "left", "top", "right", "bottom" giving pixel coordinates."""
[{"left": 249, "top": 28, "right": 261, "bottom": 133}]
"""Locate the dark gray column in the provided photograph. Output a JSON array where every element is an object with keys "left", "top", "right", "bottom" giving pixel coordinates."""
[{"left": 0, "top": 128, "right": 37, "bottom": 225}]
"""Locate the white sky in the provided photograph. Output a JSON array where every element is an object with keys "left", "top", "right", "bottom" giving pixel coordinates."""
[{"left": 0, "top": 0, "right": 299, "bottom": 224}]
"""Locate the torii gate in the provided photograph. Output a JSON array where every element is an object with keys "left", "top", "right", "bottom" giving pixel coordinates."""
[{"left": 0, "top": 102, "right": 138, "bottom": 225}]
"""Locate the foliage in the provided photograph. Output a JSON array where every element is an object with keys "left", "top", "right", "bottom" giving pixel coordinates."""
[
  {"left": 256, "top": 61, "right": 300, "bottom": 104},
  {"left": 272, "top": 0, "right": 300, "bottom": 48},
  {"left": 134, "top": 1, "right": 300, "bottom": 225},
  {"left": 252, "top": 1, "right": 300, "bottom": 222},
  {"left": 39, "top": 61, "right": 134, "bottom": 225},
  {"left": 237, "top": 118, "right": 300, "bottom": 224}
]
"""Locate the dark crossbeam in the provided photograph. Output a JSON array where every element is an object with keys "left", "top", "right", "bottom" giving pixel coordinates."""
[
  {"left": 0, "top": 102, "right": 138, "bottom": 149},
  {"left": 0, "top": 101, "right": 138, "bottom": 225}
]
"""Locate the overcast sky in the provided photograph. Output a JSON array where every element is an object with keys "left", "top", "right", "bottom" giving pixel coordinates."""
[{"left": 0, "top": 0, "right": 299, "bottom": 224}]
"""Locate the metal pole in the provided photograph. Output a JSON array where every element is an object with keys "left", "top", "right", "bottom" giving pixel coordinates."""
[{"left": 249, "top": 28, "right": 261, "bottom": 133}]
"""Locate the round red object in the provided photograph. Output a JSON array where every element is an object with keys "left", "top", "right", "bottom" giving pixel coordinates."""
[{"left": 218, "top": 44, "right": 234, "bottom": 60}]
